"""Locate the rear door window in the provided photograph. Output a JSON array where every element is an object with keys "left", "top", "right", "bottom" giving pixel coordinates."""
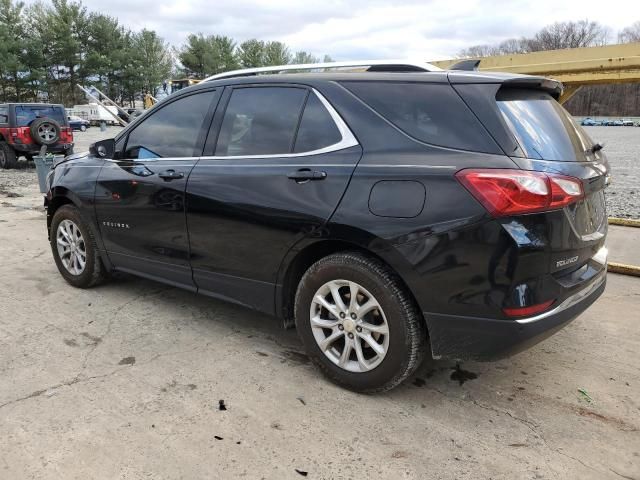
[
  {"left": 15, "top": 106, "right": 65, "bottom": 126},
  {"left": 342, "top": 81, "right": 498, "bottom": 153},
  {"left": 0, "top": 107, "right": 8, "bottom": 124},
  {"left": 496, "top": 89, "right": 594, "bottom": 161},
  {"left": 294, "top": 93, "right": 342, "bottom": 153},
  {"left": 215, "top": 87, "right": 307, "bottom": 156}
]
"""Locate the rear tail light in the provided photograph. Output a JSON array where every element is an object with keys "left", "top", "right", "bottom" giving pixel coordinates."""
[
  {"left": 61, "top": 127, "right": 73, "bottom": 143},
  {"left": 455, "top": 169, "right": 583, "bottom": 216},
  {"left": 8, "top": 127, "right": 32, "bottom": 145},
  {"left": 503, "top": 300, "right": 555, "bottom": 317}
]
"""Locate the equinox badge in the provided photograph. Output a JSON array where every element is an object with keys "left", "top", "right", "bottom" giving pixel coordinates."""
[{"left": 556, "top": 256, "right": 579, "bottom": 268}]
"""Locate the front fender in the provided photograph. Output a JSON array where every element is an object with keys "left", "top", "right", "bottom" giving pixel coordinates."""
[{"left": 46, "top": 156, "right": 111, "bottom": 270}]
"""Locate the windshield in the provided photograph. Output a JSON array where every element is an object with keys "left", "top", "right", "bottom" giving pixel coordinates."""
[
  {"left": 497, "top": 89, "right": 594, "bottom": 161},
  {"left": 15, "top": 106, "right": 66, "bottom": 127}
]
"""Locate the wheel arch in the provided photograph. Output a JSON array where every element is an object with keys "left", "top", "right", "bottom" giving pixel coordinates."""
[
  {"left": 46, "top": 188, "right": 113, "bottom": 272},
  {"left": 276, "top": 238, "right": 426, "bottom": 333},
  {"left": 46, "top": 188, "right": 80, "bottom": 237}
]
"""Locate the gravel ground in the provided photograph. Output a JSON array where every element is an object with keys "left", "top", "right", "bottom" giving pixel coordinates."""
[{"left": 585, "top": 126, "right": 640, "bottom": 219}]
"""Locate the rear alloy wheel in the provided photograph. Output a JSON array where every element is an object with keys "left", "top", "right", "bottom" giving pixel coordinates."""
[
  {"left": 310, "top": 280, "right": 389, "bottom": 372},
  {"left": 0, "top": 142, "right": 17, "bottom": 169},
  {"left": 80, "top": 125, "right": 87, "bottom": 132},
  {"left": 50, "top": 205, "right": 107, "bottom": 288},
  {"left": 295, "top": 252, "right": 427, "bottom": 393}
]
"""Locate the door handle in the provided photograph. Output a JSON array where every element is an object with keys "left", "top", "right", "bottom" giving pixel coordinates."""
[
  {"left": 287, "top": 168, "right": 327, "bottom": 182},
  {"left": 158, "top": 169, "right": 184, "bottom": 181}
]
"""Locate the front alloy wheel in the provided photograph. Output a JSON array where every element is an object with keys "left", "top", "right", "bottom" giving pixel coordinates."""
[
  {"left": 50, "top": 205, "right": 107, "bottom": 288},
  {"left": 56, "top": 219, "right": 87, "bottom": 275},
  {"left": 311, "top": 280, "right": 389, "bottom": 372}
]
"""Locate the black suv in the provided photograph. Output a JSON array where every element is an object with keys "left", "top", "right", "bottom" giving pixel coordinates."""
[
  {"left": 0, "top": 103, "right": 74, "bottom": 168},
  {"left": 44, "top": 64, "right": 609, "bottom": 392}
]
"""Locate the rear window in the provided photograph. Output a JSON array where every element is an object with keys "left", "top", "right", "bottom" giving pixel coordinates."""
[
  {"left": 294, "top": 93, "right": 342, "bottom": 153},
  {"left": 15, "top": 106, "right": 66, "bottom": 127},
  {"left": 342, "top": 81, "right": 498, "bottom": 153},
  {"left": 496, "top": 89, "right": 594, "bottom": 161}
]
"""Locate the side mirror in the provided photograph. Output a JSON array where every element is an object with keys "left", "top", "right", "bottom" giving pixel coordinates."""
[{"left": 90, "top": 138, "right": 115, "bottom": 159}]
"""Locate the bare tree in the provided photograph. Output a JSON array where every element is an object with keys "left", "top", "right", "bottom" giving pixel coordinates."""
[
  {"left": 458, "top": 38, "right": 528, "bottom": 58},
  {"left": 526, "top": 20, "right": 609, "bottom": 51},
  {"left": 458, "top": 44, "right": 498, "bottom": 58},
  {"left": 618, "top": 21, "right": 640, "bottom": 43},
  {"left": 496, "top": 38, "right": 527, "bottom": 54},
  {"left": 458, "top": 20, "right": 609, "bottom": 57}
]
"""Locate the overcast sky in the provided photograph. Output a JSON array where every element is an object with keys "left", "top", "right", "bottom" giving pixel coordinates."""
[{"left": 28, "top": 0, "right": 640, "bottom": 59}]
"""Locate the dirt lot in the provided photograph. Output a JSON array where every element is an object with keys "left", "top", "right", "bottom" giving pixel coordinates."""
[{"left": 0, "top": 128, "right": 639, "bottom": 479}]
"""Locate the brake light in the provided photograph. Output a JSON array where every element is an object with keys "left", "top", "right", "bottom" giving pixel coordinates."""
[
  {"left": 8, "top": 127, "right": 33, "bottom": 145},
  {"left": 60, "top": 127, "right": 73, "bottom": 143},
  {"left": 455, "top": 169, "right": 583, "bottom": 216},
  {"left": 503, "top": 300, "right": 555, "bottom": 317}
]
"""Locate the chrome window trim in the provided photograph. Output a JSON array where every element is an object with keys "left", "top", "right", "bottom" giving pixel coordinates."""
[
  {"left": 105, "top": 157, "right": 200, "bottom": 163},
  {"left": 202, "top": 88, "right": 359, "bottom": 161}
]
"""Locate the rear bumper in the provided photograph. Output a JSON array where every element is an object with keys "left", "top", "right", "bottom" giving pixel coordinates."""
[
  {"left": 11, "top": 143, "right": 73, "bottom": 154},
  {"left": 426, "top": 270, "right": 606, "bottom": 361}
]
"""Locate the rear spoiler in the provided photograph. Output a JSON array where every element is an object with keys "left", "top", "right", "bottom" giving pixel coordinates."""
[
  {"left": 449, "top": 59, "right": 481, "bottom": 71},
  {"left": 448, "top": 71, "right": 564, "bottom": 100},
  {"left": 501, "top": 77, "right": 563, "bottom": 100}
]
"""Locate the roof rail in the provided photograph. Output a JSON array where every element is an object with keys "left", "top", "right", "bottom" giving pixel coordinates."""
[{"left": 202, "top": 59, "right": 443, "bottom": 82}]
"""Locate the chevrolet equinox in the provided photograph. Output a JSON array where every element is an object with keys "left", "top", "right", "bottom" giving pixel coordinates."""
[{"left": 44, "top": 61, "right": 609, "bottom": 392}]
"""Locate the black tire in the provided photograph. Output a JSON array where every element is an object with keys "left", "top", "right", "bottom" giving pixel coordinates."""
[
  {"left": 30, "top": 117, "right": 61, "bottom": 145},
  {"left": 0, "top": 142, "right": 18, "bottom": 169},
  {"left": 295, "top": 252, "right": 427, "bottom": 393},
  {"left": 80, "top": 125, "right": 87, "bottom": 132},
  {"left": 50, "top": 205, "right": 107, "bottom": 288}
]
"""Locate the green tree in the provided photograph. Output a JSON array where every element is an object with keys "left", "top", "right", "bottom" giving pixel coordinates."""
[
  {"left": 291, "top": 51, "right": 319, "bottom": 64},
  {"left": 84, "top": 13, "right": 128, "bottom": 100},
  {"left": 29, "top": 0, "right": 91, "bottom": 104},
  {"left": 211, "top": 35, "right": 238, "bottom": 74},
  {"left": 119, "top": 31, "right": 142, "bottom": 106},
  {"left": 237, "top": 38, "right": 265, "bottom": 68},
  {"left": 263, "top": 41, "right": 291, "bottom": 66},
  {"left": 0, "top": 0, "right": 38, "bottom": 101},
  {"left": 134, "top": 29, "right": 173, "bottom": 95},
  {"left": 178, "top": 33, "right": 209, "bottom": 78},
  {"left": 179, "top": 34, "right": 238, "bottom": 77}
]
